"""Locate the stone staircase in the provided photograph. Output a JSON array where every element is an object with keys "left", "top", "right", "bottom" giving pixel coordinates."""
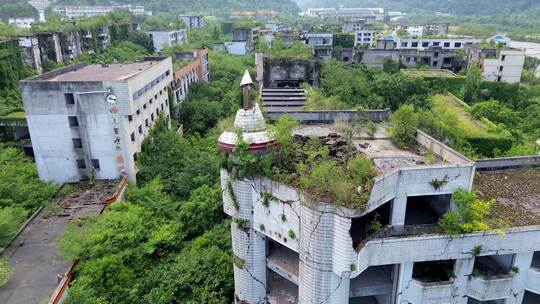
[{"left": 261, "top": 88, "right": 307, "bottom": 113}]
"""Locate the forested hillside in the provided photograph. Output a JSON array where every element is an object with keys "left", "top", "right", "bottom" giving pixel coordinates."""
[
  {"left": 295, "top": 0, "right": 539, "bottom": 15},
  {"left": 56, "top": 0, "right": 299, "bottom": 16},
  {"left": 1, "top": 0, "right": 299, "bottom": 20}
]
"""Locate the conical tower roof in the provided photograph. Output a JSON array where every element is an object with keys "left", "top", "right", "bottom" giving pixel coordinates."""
[{"left": 218, "top": 71, "right": 275, "bottom": 154}]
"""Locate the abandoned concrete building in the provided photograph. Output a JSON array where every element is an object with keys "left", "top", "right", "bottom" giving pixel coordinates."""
[
  {"left": 304, "top": 32, "right": 333, "bottom": 60},
  {"left": 171, "top": 48, "right": 210, "bottom": 104},
  {"left": 20, "top": 57, "right": 173, "bottom": 184},
  {"left": 464, "top": 44, "right": 525, "bottom": 84},
  {"left": 17, "top": 23, "right": 138, "bottom": 74},
  {"left": 220, "top": 72, "right": 540, "bottom": 304},
  {"left": 146, "top": 29, "right": 187, "bottom": 52},
  {"left": 360, "top": 38, "right": 465, "bottom": 71}
]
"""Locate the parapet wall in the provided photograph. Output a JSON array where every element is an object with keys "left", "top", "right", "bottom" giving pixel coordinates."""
[
  {"left": 475, "top": 155, "right": 540, "bottom": 171},
  {"left": 415, "top": 129, "right": 473, "bottom": 164},
  {"left": 266, "top": 109, "right": 391, "bottom": 124}
]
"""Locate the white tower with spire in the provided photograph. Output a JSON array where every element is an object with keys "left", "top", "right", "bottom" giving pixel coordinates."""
[{"left": 219, "top": 70, "right": 274, "bottom": 303}]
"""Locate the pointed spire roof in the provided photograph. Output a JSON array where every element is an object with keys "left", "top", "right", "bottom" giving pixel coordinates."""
[{"left": 240, "top": 70, "right": 253, "bottom": 87}]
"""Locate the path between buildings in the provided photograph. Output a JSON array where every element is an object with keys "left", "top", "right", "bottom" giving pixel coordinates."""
[{"left": 0, "top": 181, "right": 117, "bottom": 304}]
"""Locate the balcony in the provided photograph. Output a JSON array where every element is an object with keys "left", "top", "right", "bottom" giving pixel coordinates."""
[
  {"left": 467, "top": 275, "right": 513, "bottom": 301},
  {"left": 409, "top": 279, "right": 454, "bottom": 304}
]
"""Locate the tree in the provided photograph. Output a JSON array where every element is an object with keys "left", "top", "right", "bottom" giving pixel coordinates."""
[
  {"left": 382, "top": 58, "right": 400, "bottom": 74},
  {"left": 463, "top": 64, "right": 482, "bottom": 104},
  {"left": 390, "top": 104, "right": 419, "bottom": 148},
  {"left": 439, "top": 188, "right": 501, "bottom": 235},
  {"left": 471, "top": 99, "right": 520, "bottom": 127}
]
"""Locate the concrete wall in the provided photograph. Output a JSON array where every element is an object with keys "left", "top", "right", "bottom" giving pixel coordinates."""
[
  {"left": 475, "top": 156, "right": 540, "bottom": 171},
  {"left": 266, "top": 109, "right": 391, "bottom": 124}
]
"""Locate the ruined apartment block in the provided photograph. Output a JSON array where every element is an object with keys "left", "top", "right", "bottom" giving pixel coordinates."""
[
  {"left": 219, "top": 72, "right": 540, "bottom": 304},
  {"left": 20, "top": 57, "right": 173, "bottom": 184}
]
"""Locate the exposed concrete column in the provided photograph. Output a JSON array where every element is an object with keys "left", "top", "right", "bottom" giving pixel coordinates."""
[
  {"left": 394, "top": 262, "right": 414, "bottom": 304},
  {"left": 391, "top": 194, "right": 407, "bottom": 226},
  {"left": 507, "top": 252, "right": 534, "bottom": 304},
  {"left": 452, "top": 257, "right": 476, "bottom": 304},
  {"left": 299, "top": 204, "right": 350, "bottom": 304}
]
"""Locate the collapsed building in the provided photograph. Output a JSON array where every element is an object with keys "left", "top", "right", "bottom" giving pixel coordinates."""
[
  {"left": 219, "top": 72, "right": 540, "bottom": 304},
  {"left": 18, "top": 23, "right": 139, "bottom": 74}
]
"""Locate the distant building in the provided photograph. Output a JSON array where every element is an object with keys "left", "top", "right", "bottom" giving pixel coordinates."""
[
  {"left": 465, "top": 44, "right": 525, "bottom": 83},
  {"left": 172, "top": 48, "right": 210, "bottom": 105},
  {"left": 146, "top": 29, "right": 187, "bottom": 52},
  {"left": 225, "top": 41, "right": 248, "bottom": 55},
  {"left": 20, "top": 57, "right": 173, "bottom": 183},
  {"left": 342, "top": 16, "right": 376, "bottom": 33},
  {"left": 53, "top": 5, "right": 151, "bottom": 19},
  {"left": 305, "top": 7, "right": 385, "bottom": 21},
  {"left": 232, "top": 27, "right": 259, "bottom": 53},
  {"left": 179, "top": 15, "right": 205, "bottom": 30},
  {"left": 361, "top": 38, "right": 466, "bottom": 71},
  {"left": 8, "top": 17, "right": 36, "bottom": 29},
  {"left": 391, "top": 22, "right": 450, "bottom": 37},
  {"left": 304, "top": 32, "right": 333, "bottom": 60},
  {"left": 354, "top": 30, "right": 376, "bottom": 47},
  {"left": 396, "top": 38, "right": 481, "bottom": 50}
]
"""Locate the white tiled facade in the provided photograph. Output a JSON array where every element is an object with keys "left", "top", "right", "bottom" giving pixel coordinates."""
[{"left": 20, "top": 58, "right": 173, "bottom": 184}]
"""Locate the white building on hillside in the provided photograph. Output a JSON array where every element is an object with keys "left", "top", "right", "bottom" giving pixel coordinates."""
[
  {"left": 465, "top": 45, "right": 526, "bottom": 83},
  {"left": 146, "top": 29, "right": 187, "bottom": 52}
]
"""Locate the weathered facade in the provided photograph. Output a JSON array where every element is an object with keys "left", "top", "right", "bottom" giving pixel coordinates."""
[
  {"left": 20, "top": 57, "right": 173, "bottom": 183},
  {"left": 172, "top": 48, "right": 210, "bottom": 105},
  {"left": 220, "top": 117, "right": 540, "bottom": 303}
]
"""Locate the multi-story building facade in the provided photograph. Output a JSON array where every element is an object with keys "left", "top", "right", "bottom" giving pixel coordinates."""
[
  {"left": 53, "top": 5, "right": 151, "bottom": 19},
  {"left": 218, "top": 83, "right": 540, "bottom": 304},
  {"left": 355, "top": 30, "right": 376, "bottom": 47},
  {"left": 304, "top": 32, "right": 333, "bottom": 60},
  {"left": 342, "top": 16, "right": 376, "bottom": 33},
  {"left": 20, "top": 57, "right": 173, "bottom": 184},
  {"left": 396, "top": 38, "right": 481, "bottom": 50},
  {"left": 146, "top": 29, "right": 187, "bottom": 52},
  {"left": 171, "top": 48, "right": 210, "bottom": 105},
  {"left": 232, "top": 27, "right": 260, "bottom": 53},
  {"left": 391, "top": 22, "right": 450, "bottom": 37},
  {"left": 8, "top": 17, "right": 36, "bottom": 29},
  {"left": 465, "top": 45, "right": 525, "bottom": 83},
  {"left": 179, "top": 15, "right": 205, "bottom": 30}
]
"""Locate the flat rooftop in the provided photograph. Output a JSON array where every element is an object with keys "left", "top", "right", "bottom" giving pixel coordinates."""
[
  {"left": 28, "top": 61, "right": 163, "bottom": 82},
  {"left": 294, "top": 123, "right": 446, "bottom": 175},
  {"left": 475, "top": 169, "right": 540, "bottom": 227}
]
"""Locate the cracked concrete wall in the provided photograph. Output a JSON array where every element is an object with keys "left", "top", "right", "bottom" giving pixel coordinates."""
[
  {"left": 299, "top": 204, "right": 350, "bottom": 304},
  {"left": 231, "top": 223, "right": 267, "bottom": 303}
]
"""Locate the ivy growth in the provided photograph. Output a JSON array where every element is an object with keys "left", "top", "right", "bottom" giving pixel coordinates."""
[{"left": 227, "top": 179, "right": 239, "bottom": 210}]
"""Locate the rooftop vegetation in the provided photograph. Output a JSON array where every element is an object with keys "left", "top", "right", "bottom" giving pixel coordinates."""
[
  {"left": 304, "top": 60, "right": 432, "bottom": 111},
  {"left": 438, "top": 188, "right": 506, "bottom": 235},
  {"left": 262, "top": 37, "right": 313, "bottom": 60},
  {"left": 225, "top": 116, "right": 377, "bottom": 208}
]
